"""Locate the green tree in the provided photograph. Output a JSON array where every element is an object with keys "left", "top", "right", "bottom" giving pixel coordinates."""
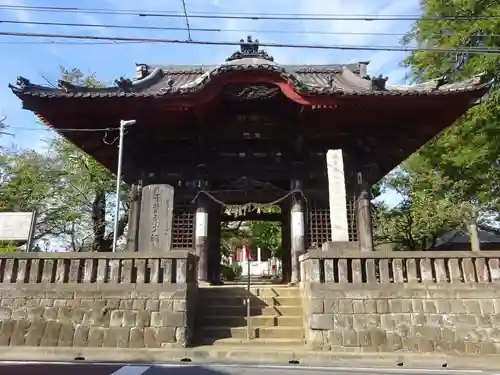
[
  {"left": 47, "top": 137, "right": 130, "bottom": 252},
  {"left": 376, "top": 0, "right": 500, "bottom": 249},
  {"left": 220, "top": 221, "right": 251, "bottom": 255},
  {"left": 374, "top": 168, "right": 464, "bottom": 250},
  {"left": 220, "top": 205, "right": 282, "bottom": 259},
  {"left": 0, "top": 67, "right": 130, "bottom": 252},
  {"left": 247, "top": 205, "right": 282, "bottom": 258},
  {"left": 52, "top": 66, "right": 130, "bottom": 251}
]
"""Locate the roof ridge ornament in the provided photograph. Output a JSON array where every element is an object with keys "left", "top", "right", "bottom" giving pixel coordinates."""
[
  {"left": 16, "top": 76, "right": 30, "bottom": 89},
  {"left": 370, "top": 74, "right": 388, "bottom": 91},
  {"left": 226, "top": 36, "right": 275, "bottom": 62},
  {"left": 58, "top": 80, "right": 79, "bottom": 92},
  {"left": 115, "top": 77, "right": 133, "bottom": 91}
]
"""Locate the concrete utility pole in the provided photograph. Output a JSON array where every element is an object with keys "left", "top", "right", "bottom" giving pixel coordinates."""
[{"left": 112, "top": 119, "right": 136, "bottom": 253}]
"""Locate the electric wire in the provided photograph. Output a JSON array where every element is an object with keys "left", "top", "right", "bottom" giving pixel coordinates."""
[
  {"left": 1, "top": 19, "right": 500, "bottom": 39},
  {"left": 6, "top": 125, "right": 134, "bottom": 132},
  {"left": 0, "top": 30, "right": 498, "bottom": 54},
  {"left": 0, "top": 40, "right": 145, "bottom": 45},
  {"left": 0, "top": 4, "right": 499, "bottom": 21},
  {"left": 180, "top": 0, "right": 191, "bottom": 41}
]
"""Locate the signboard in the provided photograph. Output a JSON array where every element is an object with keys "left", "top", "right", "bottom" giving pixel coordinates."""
[
  {"left": 0, "top": 212, "right": 37, "bottom": 251},
  {"left": 326, "top": 150, "right": 349, "bottom": 242}
]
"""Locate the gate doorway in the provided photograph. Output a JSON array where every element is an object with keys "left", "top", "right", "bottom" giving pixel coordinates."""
[{"left": 219, "top": 206, "right": 285, "bottom": 285}]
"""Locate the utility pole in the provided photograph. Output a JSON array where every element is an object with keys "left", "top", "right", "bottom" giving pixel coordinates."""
[{"left": 112, "top": 119, "right": 136, "bottom": 253}]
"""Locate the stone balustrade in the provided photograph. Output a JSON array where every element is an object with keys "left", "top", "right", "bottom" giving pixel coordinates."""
[
  {"left": 300, "top": 248, "right": 500, "bottom": 284},
  {"left": 0, "top": 251, "right": 199, "bottom": 349},
  {"left": 0, "top": 251, "right": 197, "bottom": 285},
  {"left": 299, "top": 243, "right": 500, "bottom": 354}
]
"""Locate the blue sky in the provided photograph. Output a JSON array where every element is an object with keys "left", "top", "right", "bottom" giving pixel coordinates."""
[{"left": 0, "top": 0, "right": 421, "bottom": 205}]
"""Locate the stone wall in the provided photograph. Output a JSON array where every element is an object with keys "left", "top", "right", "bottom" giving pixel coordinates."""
[
  {"left": 0, "top": 251, "right": 198, "bottom": 348},
  {"left": 300, "top": 244, "right": 500, "bottom": 354}
]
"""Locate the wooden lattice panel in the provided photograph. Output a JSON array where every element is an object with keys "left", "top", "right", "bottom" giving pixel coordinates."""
[
  {"left": 307, "top": 202, "right": 331, "bottom": 248},
  {"left": 307, "top": 200, "right": 358, "bottom": 247},
  {"left": 171, "top": 204, "right": 194, "bottom": 249},
  {"left": 346, "top": 199, "right": 358, "bottom": 242}
]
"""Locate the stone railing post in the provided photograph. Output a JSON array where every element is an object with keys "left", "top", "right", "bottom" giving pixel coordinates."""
[{"left": 0, "top": 251, "right": 197, "bottom": 285}]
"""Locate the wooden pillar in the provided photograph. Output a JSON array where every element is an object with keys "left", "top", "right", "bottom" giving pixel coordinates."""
[
  {"left": 126, "top": 182, "right": 141, "bottom": 252},
  {"left": 290, "top": 178, "right": 305, "bottom": 284},
  {"left": 208, "top": 205, "right": 222, "bottom": 284},
  {"left": 357, "top": 172, "right": 373, "bottom": 252},
  {"left": 195, "top": 195, "right": 209, "bottom": 282},
  {"left": 281, "top": 208, "right": 291, "bottom": 283},
  {"left": 195, "top": 164, "right": 210, "bottom": 283}
]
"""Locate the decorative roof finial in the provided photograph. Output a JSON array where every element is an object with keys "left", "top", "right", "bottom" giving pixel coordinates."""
[
  {"left": 371, "top": 74, "right": 388, "bottom": 91},
  {"left": 16, "top": 76, "right": 30, "bottom": 88},
  {"left": 225, "top": 36, "right": 275, "bottom": 62},
  {"left": 115, "top": 77, "right": 133, "bottom": 91}
]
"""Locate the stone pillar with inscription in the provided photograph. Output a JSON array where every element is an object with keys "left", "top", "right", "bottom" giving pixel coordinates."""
[
  {"left": 357, "top": 172, "right": 374, "bottom": 252},
  {"left": 290, "top": 177, "right": 305, "bottom": 284},
  {"left": 138, "top": 184, "right": 174, "bottom": 252},
  {"left": 326, "top": 149, "right": 349, "bottom": 242}
]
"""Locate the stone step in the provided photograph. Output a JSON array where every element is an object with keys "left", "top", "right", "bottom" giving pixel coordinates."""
[
  {"left": 198, "top": 326, "right": 305, "bottom": 340},
  {"left": 195, "top": 337, "right": 305, "bottom": 346},
  {"left": 202, "top": 296, "right": 302, "bottom": 307},
  {"left": 201, "top": 315, "right": 303, "bottom": 328},
  {"left": 200, "top": 287, "right": 301, "bottom": 298},
  {"left": 204, "top": 305, "right": 303, "bottom": 316}
]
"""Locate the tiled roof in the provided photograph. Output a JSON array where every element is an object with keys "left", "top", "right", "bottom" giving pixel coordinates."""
[{"left": 8, "top": 37, "right": 492, "bottom": 99}]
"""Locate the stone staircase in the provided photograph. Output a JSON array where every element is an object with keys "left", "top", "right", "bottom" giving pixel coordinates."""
[{"left": 193, "top": 285, "right": 305, "bottom": 346}]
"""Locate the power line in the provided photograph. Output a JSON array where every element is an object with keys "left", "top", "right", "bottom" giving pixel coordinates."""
[
  {"left": 180, "top": 0, "right": 191, "bottom": 41},
  {"left": 0, "top": 4, "right": 498, "bottom": 22},
  {"left": 7, "top": 125, "right": 133, "bottom": 132},
  {"left": 0, "top": 19, "right": 223, "bottom": 33},
  {"left": 0, "top": 30, "right": 499, "bottom": 54},
  {"left": 2, "top": 19, "right": 500, "bottom": 39},
  {"left": 0, "top": 40, "right": 144, "bottom": 45}
]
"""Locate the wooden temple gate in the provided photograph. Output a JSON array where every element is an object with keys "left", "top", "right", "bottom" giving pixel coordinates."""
[
  {"left": 9, "top": 36, "right": 490, "bottom": 286},
  {"left": 123, "top": 167, "right": 363, "bottom": 285},
  {"left": 125, "top": 182, "right": 361, "bottom": 284}
]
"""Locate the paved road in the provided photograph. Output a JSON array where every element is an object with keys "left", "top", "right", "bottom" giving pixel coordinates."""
[{"left": 0, "top": 362, "right": 494, "bottom": 375}]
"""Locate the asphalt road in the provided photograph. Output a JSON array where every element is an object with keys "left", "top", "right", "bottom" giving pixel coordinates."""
[{"left": 0, "top": 362, "right": 494, "bottom": 375}]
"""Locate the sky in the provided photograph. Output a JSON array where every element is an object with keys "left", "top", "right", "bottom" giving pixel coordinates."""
[{"left": 0, "top": 0, "right": 421, "bottom": 205}]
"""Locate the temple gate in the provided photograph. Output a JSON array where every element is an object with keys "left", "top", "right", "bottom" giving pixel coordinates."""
[
  {"left": 7, "top": 36, "right": 495, "bottom": 352},
  {"left": 9, "top": 36, "right": 489, "bottom": 286}
]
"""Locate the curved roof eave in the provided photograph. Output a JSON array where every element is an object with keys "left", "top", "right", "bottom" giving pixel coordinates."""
[{"left": 7, "top": 36, "right": 494, "bottom": 102}]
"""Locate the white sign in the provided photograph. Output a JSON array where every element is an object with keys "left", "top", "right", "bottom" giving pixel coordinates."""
[
  {"left": 0, "top": 212, "right": 36, "bottom": 241},
  {"left": 195, "top": 212, "right": 208, "bottom": 238},
  {"left": 291, "top": 211, "right": 305, "bottom": 237}
]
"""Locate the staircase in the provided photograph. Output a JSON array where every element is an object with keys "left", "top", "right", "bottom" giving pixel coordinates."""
[{"left": 194, "top": 285, "right": 305, "bottom": 346}]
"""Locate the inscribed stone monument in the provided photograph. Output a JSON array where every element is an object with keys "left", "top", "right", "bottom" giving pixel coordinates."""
[
  {"left": 326, "top": 149, "right": 349, "bottom": 241},
  {"left": 138, "top": 184, "right": 174, "bottom": 252}
]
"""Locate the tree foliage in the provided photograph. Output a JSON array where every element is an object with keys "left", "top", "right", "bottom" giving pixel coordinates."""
[
  {"left": 374, "top": 0, "right": 500, "bottom": 249},
  {"left": 0, "top": 67, "right": 129, "bottom": 252},
  {"left": 220, "top": 205, "right": 282, "bottom": 258}
]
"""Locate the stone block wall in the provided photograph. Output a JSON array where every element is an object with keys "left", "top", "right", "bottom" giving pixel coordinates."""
[
  {"left": 300, "top": 246, "right": 500, "bottom": 354},
  {"left": 0, "top": 251, "right": 198, "bottom": 348}
]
